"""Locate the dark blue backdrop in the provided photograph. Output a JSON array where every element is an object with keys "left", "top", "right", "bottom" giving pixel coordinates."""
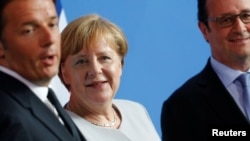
[{"left": 55, "top": 0, "right": 211, "bottom": 136}]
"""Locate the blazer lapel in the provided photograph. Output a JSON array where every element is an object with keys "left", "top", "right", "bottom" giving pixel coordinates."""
[
  {"left": 47, "top": 88, "right": 83, "bottom": 140},
  {"left": 29, "top": 96, "right": 74, "bottom": 141},
  {"left": 198, "top": 59, "right": 248, "bottom": 124},
  {"left": 0, "top": 71, "right": 74, "bottom": 141}
]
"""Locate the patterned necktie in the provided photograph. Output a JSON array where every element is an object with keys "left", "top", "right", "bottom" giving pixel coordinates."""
[{"left": 237, "top": 73, "right": 250, "bottom": 120}]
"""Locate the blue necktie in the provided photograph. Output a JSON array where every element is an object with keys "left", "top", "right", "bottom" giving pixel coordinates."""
[{"left": 237, "top": 73, "right": 250, "bottom": 120}]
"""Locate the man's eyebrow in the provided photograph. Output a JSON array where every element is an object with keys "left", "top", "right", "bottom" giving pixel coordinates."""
[
  {"left": 20, "top": 16, "right": 58, "bottom": 26},
  {"left": 50, "top": 16, "right": 58, "bottom": 21},
  {"left": 20, "top": 21, "right": 37, "bottom": 27}
]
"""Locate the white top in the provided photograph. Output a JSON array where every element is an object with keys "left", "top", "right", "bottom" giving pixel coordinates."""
[{"left": 66, "top": 99, "right": 161, "bottom": 141}]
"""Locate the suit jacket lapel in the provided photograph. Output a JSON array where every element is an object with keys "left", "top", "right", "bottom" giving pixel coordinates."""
[
  {"left": 0, "top": 71, "right": 74, "bottom": 141},
  {"left": 47, "top": 88, "right": 82, "bottom": 140},
  {"left": 29, "top": 96, "right": 74, "bottom": 141},
  {"left": 198, "top": 59, "right": 248, "bottom": 124}
]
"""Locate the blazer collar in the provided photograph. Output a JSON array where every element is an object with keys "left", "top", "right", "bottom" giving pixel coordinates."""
[
  {"left": 198, "top": 58, "right": 248, "bottom": 124},
  {"left": 0, "top": 71, "right": 75, "bottom": 140}
]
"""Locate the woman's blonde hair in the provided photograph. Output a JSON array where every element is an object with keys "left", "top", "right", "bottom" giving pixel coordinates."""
[{"left": 59, "top": 14, "right": 128, "bottom": 90}]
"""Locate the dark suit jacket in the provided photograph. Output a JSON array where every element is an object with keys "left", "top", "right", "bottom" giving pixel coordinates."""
[
  {"left": 0, "top": 71, "right": 86, "bottom": 141},
  {"left": 161, "top": 58, "right": 250, "bottom": 141}
]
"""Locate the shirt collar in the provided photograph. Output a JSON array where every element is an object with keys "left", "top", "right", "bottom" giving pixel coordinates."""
[
  {"left": 0, "top": 66, "right": 48, "bottom": 101},
  {"left": 210, "top": 57, "right": 250, "bottom": 87}
]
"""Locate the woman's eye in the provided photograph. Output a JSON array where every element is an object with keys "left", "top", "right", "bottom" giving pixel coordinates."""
[
  {"left": 101, "top": 56, "right": 111, "bottom": 60},
  {"left": 75, "top": 59, "right": 87, "bottom": 65}
]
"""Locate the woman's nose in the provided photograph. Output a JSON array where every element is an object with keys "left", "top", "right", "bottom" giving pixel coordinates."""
[{"left": 87, "top": 60, "right": 102, "bottom": 78}]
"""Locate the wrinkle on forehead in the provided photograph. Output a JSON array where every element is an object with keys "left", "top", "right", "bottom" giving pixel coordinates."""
[{"left": 207, "top": 0, "right": 250, "bottom": 16}]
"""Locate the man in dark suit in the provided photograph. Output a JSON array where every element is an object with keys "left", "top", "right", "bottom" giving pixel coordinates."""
[
  {"left": 0, "top": 0, "right": 86, "bottom": 140},
  {"left": 161, "top": 0, "right": 250, "bottom": 140}
]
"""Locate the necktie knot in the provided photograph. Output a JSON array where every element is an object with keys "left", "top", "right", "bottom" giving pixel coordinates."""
[
  {"left": 237, "top": 73, "right": 250, "bottom": 87},
  {"left": 47, "top": 88, "right": 57, "bottom": 104}
]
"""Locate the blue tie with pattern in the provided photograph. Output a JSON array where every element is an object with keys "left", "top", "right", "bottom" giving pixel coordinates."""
[{"left": 237, "top": 73, "right": 250, "bottom": 120}]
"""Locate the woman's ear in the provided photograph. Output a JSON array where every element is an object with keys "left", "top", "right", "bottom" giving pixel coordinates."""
[
  {"left": 60, "top": 63, "right": 70, "bottom": 85},
  {"left": 120, "top": 62, "right": 122, "bottom": 77}
]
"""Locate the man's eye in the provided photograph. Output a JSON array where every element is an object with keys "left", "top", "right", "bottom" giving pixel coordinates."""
[
  {"left": 220, "top": 16, "right": 233, "bottom": 24},
  {"left": 21, "top": 29, "right": 33, "bottom": 35},
  {"left": 49, "top": 22, "right": 59, "bottom": 28},
  {"left": 241, "top": 13, "right": 250, "bottom": 20}
]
